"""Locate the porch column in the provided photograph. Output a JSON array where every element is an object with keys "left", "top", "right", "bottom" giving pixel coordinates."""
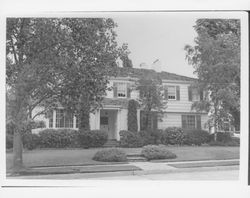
[
  {"left": 116, "top": 109, "right": 121, "bottom": 141},
  {"left": 137, "top": 109, "right": 140, "bottom": 131},
  {"left": 52, "top": 110, "right": 56, "bottom": 128},
  {"left": 96, "top": 109, "right": 100, "bottom": 130}
]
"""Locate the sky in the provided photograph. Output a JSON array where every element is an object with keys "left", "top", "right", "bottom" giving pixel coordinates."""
[{"left": 113, "top": 13, "right": 199, "bottom": 78}]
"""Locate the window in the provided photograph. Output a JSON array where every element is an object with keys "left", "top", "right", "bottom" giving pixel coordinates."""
[
  {"left": 182, "top": 115, "right": 201, "bottom": 129},
  {"left": 48, "top": 111, "right": 53, "bottom": 128},
  {"left": 55, "top": 109, "right": 73, "bottom": 128},
  {"left": 117, "top": 82, "right": 127, "bottom": 98},
  {"left": 192, "top": 89, "right": 200, "bottom": 101},
  {"left": 168, "top": 86, "right": 176, "bottom": 100}
]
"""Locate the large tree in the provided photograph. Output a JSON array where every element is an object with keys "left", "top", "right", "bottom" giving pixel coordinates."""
[
  {"left": 136, "top": 72, "right": 167, "bottom": 130},
  {"left": 6, "top": 18, "right": 127, "bottom": 171},
  {"left": 185, "top": 19, "right": 240, "bottom": 134}
]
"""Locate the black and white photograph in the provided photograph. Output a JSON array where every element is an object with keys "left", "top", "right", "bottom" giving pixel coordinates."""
[{"left": 0, "top": 1, "right": 249, "bottom": 197}]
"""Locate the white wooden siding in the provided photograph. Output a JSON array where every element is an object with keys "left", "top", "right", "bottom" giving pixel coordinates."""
[{"left": 158, "top": 113, "right": 208, "bottom": 130}]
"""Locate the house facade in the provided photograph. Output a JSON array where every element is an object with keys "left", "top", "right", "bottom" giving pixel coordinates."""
[{"left": 32, "top": 68, "right": 209, "bottom": 140}]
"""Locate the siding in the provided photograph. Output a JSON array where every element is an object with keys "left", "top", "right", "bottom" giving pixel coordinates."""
[{"left": 158, "top": 112, "right": 208, "bottom": 130}]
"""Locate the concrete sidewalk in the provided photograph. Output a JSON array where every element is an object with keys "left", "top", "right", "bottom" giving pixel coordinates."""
[{"left": 7, "top": 159, "right": 239, "bottom": 178}]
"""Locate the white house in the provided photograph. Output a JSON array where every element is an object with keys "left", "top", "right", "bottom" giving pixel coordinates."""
[{"left": 32, "top": 68, "right": 209, "bottom": 140}]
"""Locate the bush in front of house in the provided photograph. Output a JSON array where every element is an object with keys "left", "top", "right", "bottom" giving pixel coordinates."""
[
  {"left": 79, "top": 130, "right": 108, "bottom": 148},
  {"left": 138, "top": 129, "right": 162, "bottom": 145},
  {"left": 39, "top": 129, "right": 80, "bottom": 148},
  {"left": 119, "top": 130, "right": 143, "bottom": 148},
  {"left": 183, "top": 129, "right": 210, "bottom": 146},
  {"left": 141, "top": 145, "right": 177, "bottom": 160},
  {"left": 209, "top": 132, "right": 233, "bottom": 143},
  {"left": 160, "top": 127, "right": 185, "bottom": 145},
  {"left": 22, "top": 133, "right": 41, "bottom": 150},
  {"left": 209, "top": 139, "right": 239, "bottom": 147},
  {"left": 93, "top": 148, "right": 127, "bottom": 162}
]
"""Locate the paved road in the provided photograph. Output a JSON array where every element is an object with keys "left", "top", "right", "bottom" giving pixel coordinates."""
[{"left": 10, "top": 166, "right": 239, "bottom": 180}]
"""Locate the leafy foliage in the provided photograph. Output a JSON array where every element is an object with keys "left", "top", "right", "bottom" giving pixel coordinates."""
[
  {"left": 78, "top": 130, "right": 108, "bottom": 148},
  {"left": 119, "top": 130, "right": 143, "bottom": 148},
  {"left": 127, "top": 100, "right": 138, "bottom": 132},
  {"left": 183, "top": 129, "right": 210, "bottom": 146},
  {"left": 160, "top": 127, "right": 185, "bottom": 145},
  {"left": 185, "top": 19, "right": 240, "bottom": 132},
  {"left": 93, "top": 148, "right": 127, "bottom": 162},
  {"left": 141, "top": 145, "right": 177, "bottom": 160}
]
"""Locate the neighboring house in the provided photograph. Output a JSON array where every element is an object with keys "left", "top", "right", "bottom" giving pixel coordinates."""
[{"left": 32, "top": 68, "right": 209, "bottom": 140}]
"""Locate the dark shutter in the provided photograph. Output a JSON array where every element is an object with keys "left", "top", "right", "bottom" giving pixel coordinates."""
[
  {"left": 113, "top": 82, "right": 118, "bottom": 98},
  {"left": 127, "top": 83, "right": 131, "bottom": 98},
  {"left": 140, "top": 111, "right": 146, "bottom": 130},
  {"left": 188, "top": 86, "right": 192, "bottom": 101},
  {"left": 176, "top": 86, "right": 180, "bottom": 100},
  {"left": 199, "top": 90, "right": 203, "bottom": 101},
  {"left": 164, "top": 86, "right": 168, "bottom": 100},
  {"left": 196, "top": 115, "right": 201, "bottom": 129},
  {"left": 181, "top": 115, "right": 187, "bottom": 129}
]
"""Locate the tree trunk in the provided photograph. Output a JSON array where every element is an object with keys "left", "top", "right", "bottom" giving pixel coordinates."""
[
  {"left": 13, "top": 128, "right": 23, "bottom": 172},
  {"left": 79, "top": 106, "right": 90, "bottom": 131}
]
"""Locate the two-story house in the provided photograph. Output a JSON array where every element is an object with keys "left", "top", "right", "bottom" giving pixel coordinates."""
[{"left": 32, "top": 68, "right": 209, "bottom": 140}]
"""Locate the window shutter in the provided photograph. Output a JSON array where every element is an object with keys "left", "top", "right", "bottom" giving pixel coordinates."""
[
  {"left": 152, "top": 112, "right": 158, "bottom": 130},
  {"left": 196, "top": 115, "right": 201, "bottom": 129},
  {"left": 188, "top": 86, "right": 192, "bottom": 101},
  {"left": 113, "top": 82, "right": 118, "bottom": 98},
  {"left": 164, "top": 86, "right": 168, "bottom": 99},
  {"left": 199, "top": 90, "right": 203, "bottom": 101},
  {"left": 127, "top": 83, "right": 131, "bottom": 98},
  {"left": 176, "top": 86, "right": 180, "bottom": 100},
  {"left": 181, "top": 115, "right": 187, "bottom": 128}
]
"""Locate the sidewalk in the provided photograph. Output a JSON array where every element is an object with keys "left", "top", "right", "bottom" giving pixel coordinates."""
[{"left": 7, "top": 159, "right": 239, "bottom": 178}]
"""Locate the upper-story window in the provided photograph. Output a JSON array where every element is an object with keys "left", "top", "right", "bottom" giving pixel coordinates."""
[
  {"left": 167, "top": 86, "right": 176, "bottom": 100},
  {"left": 188, "top": 86, "right": 203, "bottom": 101},
  {"left": 117, "top": 82, "right": 127, "bottom": 98},
  {"left": 164, "top": 85, "right": 180, "bottom": 101},
  {"left": 113, "top": 82, "right": 131, "bottom": 98}
]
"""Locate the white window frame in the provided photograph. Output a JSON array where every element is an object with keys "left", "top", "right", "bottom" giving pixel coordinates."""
[
  {"left": 54, "top": 109, "right": 74, "bottom": 129},
  {"left": 167, "top": 86, "right": 176, "bottom": 100},
  {"left": 117, "top": 82, "right": 127, "bottom": 98}
]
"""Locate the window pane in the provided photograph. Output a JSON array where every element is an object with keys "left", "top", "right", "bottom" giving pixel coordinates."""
[
  {"left": 168, "top": 86, "right": 176, "bottom": 99},
  {"left": 117, "top": 83, "right": 126, "bottom": 97},
  {"left": 55, "top": 109, "right": 74, "bottom": 128},
  {"left": 186, "top": 115, "right": 195, "bottom": 129}
]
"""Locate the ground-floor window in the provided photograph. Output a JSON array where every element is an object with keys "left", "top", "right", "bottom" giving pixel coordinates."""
[
  {"left": 181, "top": 114, "right": 201, "bottom": 129},
  {"left": 140, "top": 111, "right": 158, "bottom": 130},
  {"left": 55, "top": 109, "right": 74, "bottom": 128}
]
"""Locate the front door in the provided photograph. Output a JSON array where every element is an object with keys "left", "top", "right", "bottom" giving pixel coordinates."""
[{"left": 100, "top": 116, "right": 109, "bottom": 134}]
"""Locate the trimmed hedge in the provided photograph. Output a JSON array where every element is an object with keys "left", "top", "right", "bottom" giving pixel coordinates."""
[
  {"left": 93, "top": 148, "right": 127, "bottom": 162},
  {"left": 6, "top": 133, "right": 13, "bottom": 149},
  {"left": 141, "top": 145, "right": 177, "bottom": 160},
  {"left": 127, "top": 100, "right": 138, "bottom": 132},
  {"left": 139, "top": 130, "right": 162, "bottom": 146},
  {"left": 160, "top": 127, "right": 185, "bottom": 145},
  {"left": 119, "top": 130, "right": 143, "bottom": 148},
  {"left": 209, "top": 132, "right": 233, "bottom": 143},
  {"left": 183, "top": 129, "right": 210, "bottom": 146},
  {"left": 39, "top": 129, "right": 80, "bottom": 148},
  {"left": 22, "top": 133, "right": 41, "bottom": 150},
  {"left": 79, "top": 130, "right": 108, "bottom": 148}
]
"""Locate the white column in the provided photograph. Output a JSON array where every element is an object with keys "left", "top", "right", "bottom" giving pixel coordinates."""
[
  {"left": 53, "top": 110, "right": 56, "bottom": 128},
  {"left": 137, "top": 109, "right": 140, "bottom": 131},
  {"left": 96, "top": 109, "right": 100, "bottom": 130}
]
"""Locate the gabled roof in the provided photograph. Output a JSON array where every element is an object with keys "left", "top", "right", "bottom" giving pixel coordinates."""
[{"left": 114, "top": 67, "right": 196, "bottom": 82}]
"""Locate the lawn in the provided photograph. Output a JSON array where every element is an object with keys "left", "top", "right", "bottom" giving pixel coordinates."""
[{"left": 6, "top": 146, "right": 239, "bottom": 171}]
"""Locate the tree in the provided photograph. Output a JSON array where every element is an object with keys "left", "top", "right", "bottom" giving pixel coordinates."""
[
  {"left": 185, "top": 19, "right": 240, "bottom": 135},
  {"left": 136, "top": 72, "right": 167, "bottom": 130},
  {"left": 127, "top": 99, "right": 138, "bottom": 132},
  {"left": 6, "top": 18, "right": 127, "bottom": 171}
]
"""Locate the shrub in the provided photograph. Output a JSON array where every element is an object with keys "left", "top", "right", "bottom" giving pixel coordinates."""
[
  {"left": 119, "top": 130, "right": 143, "bottom": 148},
  {"left": 139, "top": 129, "right": 162, "bottom": 145},
  {"left": 79, "top": 130, "right": 108, "bottom": 148},
  {"left": 209, "top": 140, "right": 239, "bottom": 147},
  {"left": 209, "top": 132, "right": 233, "bottom": 143},
  {"left": 127, "top": 100, "right": 138, "bottom": 132},
  {"left": 39, "top": 129, "right": 80, "bottom": 148},
  {"left": 141, "top": 145, "right": 177, "bottom": 160},
  {"left": 22, "top": 133, "right": 41, "bottom": 150},
  {"left": 183, "top": 129, "right": 210, "bottom": 146},
  {"left": 160, "top": 127, "right": 185, "bottom": 145},
  {"left": 6, "top": 133, "right": 13, "bottom": 149},
  {"left": 93, "top": 148, "right": 127, "bottom": 162}
]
